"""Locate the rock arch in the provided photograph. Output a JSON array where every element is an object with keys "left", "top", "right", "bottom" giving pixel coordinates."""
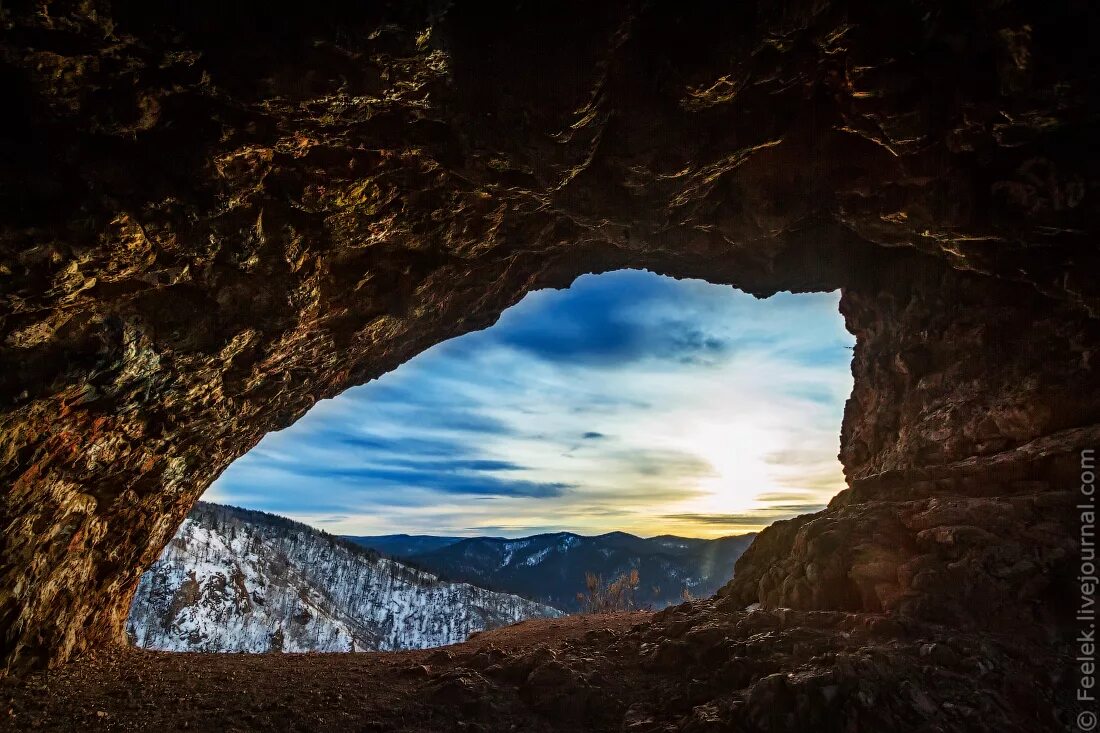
[{"left": 1, "top": 0, "right": 1096, "bottom": 673}]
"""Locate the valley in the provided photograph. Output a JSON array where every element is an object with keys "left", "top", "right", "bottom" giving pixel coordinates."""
[{"left": 127, "top": 502, "right": 751, "bottom": 654}]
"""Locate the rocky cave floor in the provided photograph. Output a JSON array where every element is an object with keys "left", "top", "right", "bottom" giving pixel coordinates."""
[{"left": 0, "top": 601, "right": 1077, "bottom": 732}]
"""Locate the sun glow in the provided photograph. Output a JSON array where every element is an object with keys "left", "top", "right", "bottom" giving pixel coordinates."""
[
  {"left": 210, "top": 271, "right": 854, "bottom": 538},
  {"left": 677, "top": 421, "right": 787, "bottom": 516}
]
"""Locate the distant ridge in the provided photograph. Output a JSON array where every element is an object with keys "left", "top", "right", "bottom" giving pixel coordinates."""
[
  {"left": 343, "top": 534, "right": 464, "bottom": 558},
  {"left": 346, "top": 529, "right": 756, "bottom": 611}
]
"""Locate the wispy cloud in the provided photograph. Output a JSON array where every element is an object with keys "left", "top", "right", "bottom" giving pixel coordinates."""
[
  {"left": 208, "top": 270, "right": 854, "bottom": 538},
  {"left": 661, "top": 506, "right": 826, "bottom": 527}
]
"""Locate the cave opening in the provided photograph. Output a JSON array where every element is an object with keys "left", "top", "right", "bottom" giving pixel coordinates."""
[
  {"left": 0, "top": 0, "right": 1094, "bottom": 725},
  {"left": 126, "top": 269, "right": 855, "bottom": 652}
]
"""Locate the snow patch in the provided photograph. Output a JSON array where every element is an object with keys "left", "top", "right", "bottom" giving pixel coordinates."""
[{"left": 522, "top": 547, "right": 551, "bottom": 566}]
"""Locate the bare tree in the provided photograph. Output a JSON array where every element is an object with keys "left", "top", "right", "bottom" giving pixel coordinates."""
[{"left": 576, "top": 569, "right": 640, "bottom": 613}]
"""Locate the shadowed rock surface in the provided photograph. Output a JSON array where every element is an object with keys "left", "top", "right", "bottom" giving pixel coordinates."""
[
  {"left": 0, "top": 605, "right": 1077, "bottom": 731},
  {"left": 0, "top": 0, "right": 1096, "bottom": 728}
]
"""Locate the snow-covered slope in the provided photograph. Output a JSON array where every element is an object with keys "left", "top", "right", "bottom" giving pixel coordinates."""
[{"left": 127, "top": 502, "right": 560, "bottom": 653}]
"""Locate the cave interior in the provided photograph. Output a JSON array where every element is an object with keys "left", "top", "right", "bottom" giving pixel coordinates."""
[{"left": 0, "top": 0, "right": 1096, "bottom": 729}]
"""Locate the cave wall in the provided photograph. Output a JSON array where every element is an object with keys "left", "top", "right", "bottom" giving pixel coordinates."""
[
  {"left": 724, "top": 263, "right": 1099, "bottom": 625},
  {"left": 1, "top": 0, "right": 1096, "bottom": 672},
  {"left": 841, "top": 263, "right": 1100, "bottom": 482}
]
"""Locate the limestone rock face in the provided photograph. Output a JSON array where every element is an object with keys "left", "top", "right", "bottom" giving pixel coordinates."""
[
  {"left": 721, "top": 260, "right": 1100, "bottom": 625},
  {"left": 0, "top": 0, "right": 1096, "bottom": 673}
]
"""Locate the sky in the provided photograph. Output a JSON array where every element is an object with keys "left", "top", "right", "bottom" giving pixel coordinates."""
[{"left": 204, "top": 270, "right": 855, "bottom": 539}]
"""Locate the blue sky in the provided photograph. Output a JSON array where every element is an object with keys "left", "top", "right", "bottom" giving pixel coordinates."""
[{"left": 205, "top": 270, "right": 854, "bottom": 538}]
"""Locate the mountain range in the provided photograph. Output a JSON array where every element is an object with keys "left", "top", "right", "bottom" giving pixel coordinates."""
[
  {"left": 127, "top": 502, "right": 559, "bottom": 652},
  {"left": 344, "top": 530, "right": 756, "bottom": 611}
]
